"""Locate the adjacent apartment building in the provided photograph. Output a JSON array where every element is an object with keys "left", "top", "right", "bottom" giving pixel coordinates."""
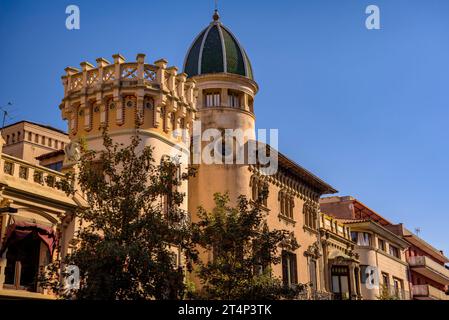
[
  {"left": 320, "top": 196, "right": 449, "bottom": 300},
  {"left": 386, "top": 224, "right": 449, "bottom": 300}
]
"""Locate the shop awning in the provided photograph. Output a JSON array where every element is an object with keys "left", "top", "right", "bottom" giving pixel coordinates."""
[{"left": 0, "top": 220, "right": 58, "bottom": 257}]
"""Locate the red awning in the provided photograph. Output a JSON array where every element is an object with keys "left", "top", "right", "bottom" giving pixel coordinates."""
[{"left": 0, "top": 221, "right": 58, "bottom": 257}]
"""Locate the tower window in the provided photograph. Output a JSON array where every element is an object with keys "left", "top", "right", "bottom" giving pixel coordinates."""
[
  {"left": 228, "top": 90, "right": 241, "bottom": 108},
  {"left": 205, "top": 91, "right": 220, "bottom": 107}
]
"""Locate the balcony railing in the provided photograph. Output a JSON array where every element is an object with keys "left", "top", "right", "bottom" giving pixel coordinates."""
[
  {"left": 412, "top": 284, "right": 449, "bottom": 300},
  {"left": 0, "top": 154, "right": 69, "bottom": 195},
  {"left": 408, "top": 256, "right": 449, "bottom": 282},
  {"left": 380, "top": 286, "right": 411, "bottom": 300}
]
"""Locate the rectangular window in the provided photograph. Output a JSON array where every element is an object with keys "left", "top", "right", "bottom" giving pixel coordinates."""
[
  {"left": 309, "top": 260, "right": 318, "bottom": 291},
  {"left": 205, "top": 92, "right": 221, "bottom": 107},
  {"left": 282, "top": 251, "right": 297, "bottom": 287},
  {"left": 45, "top": 161, "right": 63, "bottom": 172},
  {"left": 389, "top": 245, "right": 400, "bottom": 258},
  {"left": 228, "top": 91, "right": 240, "bottom": 108},
  {"left": 382, "top": 272, "right": 390, "bottom": 289},
  {"left": 378, "top": 238, "right": 386, "bottom": 251},
  {"left": 351, "top": 232, "right": 371, "bottom": 246},
  {"left": 393, "top": 277, "right": 403, "bottom": 298}
]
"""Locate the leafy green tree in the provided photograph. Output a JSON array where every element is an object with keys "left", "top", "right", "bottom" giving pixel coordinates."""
[
  {"left": 191, "top": 191, "right": 303, "bottom": 300},
  {"left": 40, "top": 130, "right": 197, "bottom": 300}
]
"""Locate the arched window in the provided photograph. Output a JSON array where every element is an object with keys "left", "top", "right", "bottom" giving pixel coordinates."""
[
  {"left": 303, "top": 202, "right": 317, "bottom": 230},
  {"left": 279, "top": 191, "right": 294, "bottom": 219},
  {"left": 251, "top": 176, "right": 268, "bottom": 206}
]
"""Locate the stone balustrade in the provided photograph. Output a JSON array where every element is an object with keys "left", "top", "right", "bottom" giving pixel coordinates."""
[
  {"left": 0, "top": 153, "right": 67, "bottom": 192},
  {"left": 62, "top": 53, "right": 196, "bottom": 108},
  {"left": 60, "top": 53, "right": 197, "bottom": 137}
]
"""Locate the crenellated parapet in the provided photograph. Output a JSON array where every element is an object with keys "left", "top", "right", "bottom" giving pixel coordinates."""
[{"left": 59, "top": 53, "right": 198, "bottom": 140}]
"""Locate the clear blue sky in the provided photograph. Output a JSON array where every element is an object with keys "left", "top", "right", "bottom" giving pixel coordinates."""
[{"left": 1, "top": 0, "right": 448, "bottom": 256}]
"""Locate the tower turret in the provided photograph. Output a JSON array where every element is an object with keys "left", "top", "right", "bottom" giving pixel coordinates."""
[
  {"left": 59, "top": 53, "right": 198, "bottom": 212},
  {"left": 185, "top": 11, "right": 258, "bottom": 227}
]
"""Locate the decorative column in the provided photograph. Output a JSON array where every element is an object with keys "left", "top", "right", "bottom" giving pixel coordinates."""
[
  {"left": 349, "top": 263, "right": 357, "bottom": 300},
  {"left": 112, "top": 53, "right": 125, "bottom": 86},
  {"left": 96, "top": 57, "right": 110, "bottom": 89},
  {"left": 136, "top": 53, "right": 146, "bottom": 86},
  {"left": 0, "top": 197, "right": 13, "bottom": 288},
  {"left": 64, "top": 67, "right": 80, "bottom": 95}
]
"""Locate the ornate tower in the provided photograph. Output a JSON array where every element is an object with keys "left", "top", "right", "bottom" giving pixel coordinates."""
[
  {"left": 59, "top": 53, "right": 197, "bottom": 212},
  {"left": 185, "top": 11, "right": 259, "bottom": 218}
]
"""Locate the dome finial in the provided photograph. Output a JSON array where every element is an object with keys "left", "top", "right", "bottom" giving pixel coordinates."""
[{"left": 213, "top": 0, "right": 220, "bottom": 21}]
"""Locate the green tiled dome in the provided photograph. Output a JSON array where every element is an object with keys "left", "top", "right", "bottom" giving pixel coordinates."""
[{"left": 183, "top": 11, "right": 254, "bottom": 80}]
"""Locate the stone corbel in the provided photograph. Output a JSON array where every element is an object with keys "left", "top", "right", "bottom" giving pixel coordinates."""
[
  {"left": 154, "top": 59, "right": 168, "bottom": 91},
  {"left": 154, "top": 102, "right": 166, "bottom": 129},
  {"left": 166, "top": 66, "right": 178, "bottom": 96},
  {"left": 176, "top": 73, "right": 187, "bottom": 103}
]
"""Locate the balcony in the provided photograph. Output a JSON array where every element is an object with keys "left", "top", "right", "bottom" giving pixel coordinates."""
[
  {"left": 408, "top": 256, "right": 449, "bottom": 285},
  {"left": 379, "top": 286, "right": 411, "bottom": 300},
  {"left": 412, "top": 284, "right": 449, "bottom": 300}
]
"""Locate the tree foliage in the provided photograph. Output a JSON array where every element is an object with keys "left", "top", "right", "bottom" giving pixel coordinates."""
[
  {"left": 40, "top": 130, "right": 197, "bottom": 300},
  {"left": 191, "top": 191, "right": 303, "bottom": 300}
]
